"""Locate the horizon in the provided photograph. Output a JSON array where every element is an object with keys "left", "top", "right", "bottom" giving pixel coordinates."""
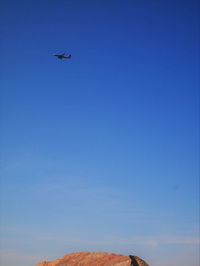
[{"left": 0, "top": 0, "right": 199, "bottom": 266}]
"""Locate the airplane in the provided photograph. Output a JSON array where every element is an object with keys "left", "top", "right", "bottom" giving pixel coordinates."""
[{"left": 53, "top": 52, "right": 71, "bottom": 60}]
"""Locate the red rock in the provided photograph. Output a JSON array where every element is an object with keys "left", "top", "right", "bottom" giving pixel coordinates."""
[{"left": 37, "top": 251, "right": 149, "bottom": 266}]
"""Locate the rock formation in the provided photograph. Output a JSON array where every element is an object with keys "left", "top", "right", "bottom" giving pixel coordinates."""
[{"left": 37, "top": 251, "right": 149, "bottom": 266}]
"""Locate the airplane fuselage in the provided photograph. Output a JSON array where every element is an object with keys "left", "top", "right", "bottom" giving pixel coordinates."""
[{"left": 53, "top": 53, "right": 71, "bottom": 60}]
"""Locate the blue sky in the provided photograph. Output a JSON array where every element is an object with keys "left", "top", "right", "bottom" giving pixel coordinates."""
[{"left": 0, "top": 0, "right": 199, "bottom": 265}]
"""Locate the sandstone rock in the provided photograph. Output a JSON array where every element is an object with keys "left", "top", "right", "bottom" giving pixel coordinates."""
[{"left": 37, "top": 251, "right": 149, "bottom": 266}]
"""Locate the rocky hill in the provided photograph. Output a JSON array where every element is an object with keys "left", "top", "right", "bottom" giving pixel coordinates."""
[{"left": 37, "top": 251, "right": 149, "bottom": 266}]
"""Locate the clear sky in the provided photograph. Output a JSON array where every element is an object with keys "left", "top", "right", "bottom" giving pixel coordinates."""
[{"left": 0, "top": 0, "right": 199, "bottom": 265}]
